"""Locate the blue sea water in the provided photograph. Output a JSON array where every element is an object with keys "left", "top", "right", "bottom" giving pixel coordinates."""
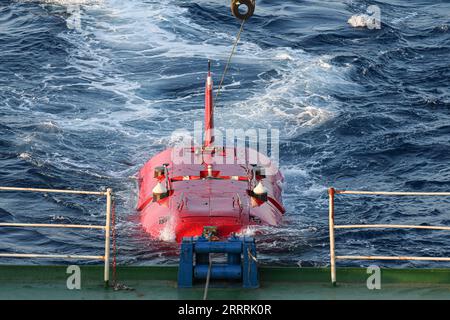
[{"left": 0, "top": 0, "right": 449, "bottom": 267}]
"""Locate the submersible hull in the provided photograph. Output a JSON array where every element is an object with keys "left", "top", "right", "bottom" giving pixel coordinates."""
[{"left": 137, "top": 64, "right": 285, "bottom": 242}]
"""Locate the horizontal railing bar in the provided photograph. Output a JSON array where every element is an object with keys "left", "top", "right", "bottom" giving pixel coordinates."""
[
  {"left": 335, "top": 190, "right": 450, "bottom": 196},
  {"left": 334, "top": 224, "right": 450, "bottom": 231},
  {"left": 0, "top": 253, "right": 105, "bottom": 260},
  {"left": 0, "top": 186, "right": 106, "bottom": 196},
  {"left": 336, "top": 255, "right": 450, "bottom": 261},
  {"left": 0, "top": 223, "right": 106, "bottom": 230}
]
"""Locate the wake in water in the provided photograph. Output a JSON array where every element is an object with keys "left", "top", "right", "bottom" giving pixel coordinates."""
[{"left": 18, "top": 0, "right": 103, "bottom": 4}]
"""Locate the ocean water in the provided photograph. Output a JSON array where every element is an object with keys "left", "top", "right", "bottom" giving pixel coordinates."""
[{"left": 0, "top": 0, "right": 449, "bottom": 268}]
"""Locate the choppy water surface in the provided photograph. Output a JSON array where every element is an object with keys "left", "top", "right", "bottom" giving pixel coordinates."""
[{"left": 0, "top": 0, "right": 450, "bottom": 267}]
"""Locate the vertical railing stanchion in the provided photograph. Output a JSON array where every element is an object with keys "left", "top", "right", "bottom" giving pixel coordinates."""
[
  {"left": 104, "top": 188, "right": 112, "bottom": 286},
  {"left": 328, "top": 187, "right": 336, "bottom": 286}
]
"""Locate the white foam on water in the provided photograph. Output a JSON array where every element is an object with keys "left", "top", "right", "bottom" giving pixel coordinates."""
[
  {"left": 40, "top": 121, "right": 59, "bottom": 129},
  {"left": 158, "top": 218, "right": 176, "bottom": 242},
  {"left": 348, "top": 14, "right": 377, "bottom": 28},
  {"left": 18, "top": 0, "right": 103, "bottom": 4},
  {"left": 236, "top": 226, "right": 259, "bottom": 237},
  {"left": 18, "top": 152, "right": 32, "bottom": 160},
  {"left": 220, "top": 48, "right": 348, "bottom": 138},
  {"left": 301, "top": 184, "right": 328, "bottom": 197},
  {"left": 281, "top": 166, "right": 308, "bottom": 177}
]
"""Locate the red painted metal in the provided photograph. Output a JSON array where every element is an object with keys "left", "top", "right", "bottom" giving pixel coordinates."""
[
  {"left": 137, "top": 65, "right": 285, "bottom": 242},
  {"left": 204, "top": 61, "right": 214, "bottom": 147}
]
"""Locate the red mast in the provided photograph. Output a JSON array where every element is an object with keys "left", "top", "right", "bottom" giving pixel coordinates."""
[{"left": 204, "top": 60, "right": 214, "bottom": 147}]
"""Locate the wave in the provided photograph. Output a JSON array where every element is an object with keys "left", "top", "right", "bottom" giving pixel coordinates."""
[{"left": 17, "top": 0, "right": 103, "bottom": 4}]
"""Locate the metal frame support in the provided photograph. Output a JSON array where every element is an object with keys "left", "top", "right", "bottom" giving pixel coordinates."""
[
  {"left": 177, "top": 236, "right": 259, "bottom": 288},
  {"left": 178, "top": 237, "right": 194, "bottom": 288}
]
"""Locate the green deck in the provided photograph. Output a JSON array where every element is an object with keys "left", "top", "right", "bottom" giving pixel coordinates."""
[{"left": 1, "top": 265, "right": 449, "bottom": 300}]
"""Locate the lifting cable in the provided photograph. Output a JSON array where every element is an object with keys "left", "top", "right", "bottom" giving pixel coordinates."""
[
  {"left": 203, "top": 257, "right": 213, "bottom": 300},
  {"left": 215, "top": 0, "right": 256, "bottom": 103},
  {"left": 215, "top": 18, "right": 246, "bottom": 105}
]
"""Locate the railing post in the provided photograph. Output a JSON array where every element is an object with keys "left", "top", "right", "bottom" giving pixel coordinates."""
[
  {"left": 328, "top": 187, "right": 336, "bottom": 286},
  {"left": 104, "top": 188, "right": 112, "bottom": 286}
]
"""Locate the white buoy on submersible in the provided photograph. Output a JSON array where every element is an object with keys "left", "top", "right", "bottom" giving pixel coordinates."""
[
  {"left": 252, "top": 181, "right": 268, "bottom": 202},
  {"left": 153, "top": 182, "right": 168, "bottom": 201}
]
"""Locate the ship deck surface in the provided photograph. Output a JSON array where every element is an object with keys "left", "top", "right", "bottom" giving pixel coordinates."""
[{"left": 1, "top": 266, "right": 449, "bottom": 300}]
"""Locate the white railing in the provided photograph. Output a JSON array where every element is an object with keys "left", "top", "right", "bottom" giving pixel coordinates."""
[
  {"left": 328, "top": 188, "right": 450, "bottom": 285},
  {"left": 0, "top": 186, "right": 112, "bottom": 284}
]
